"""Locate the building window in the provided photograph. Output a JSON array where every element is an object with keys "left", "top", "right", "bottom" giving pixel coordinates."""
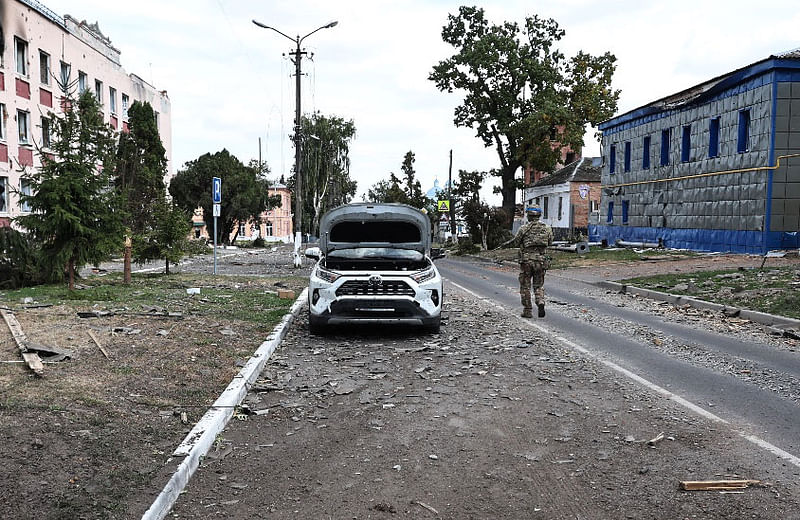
[
  {"left": 95, "top": 80, "right": 103, "bottom": 104},
  {"left": 154, "top": 111, "right": 160, "bottom": 129},
  {"left": 642, "top": 135, "right": 651, "bottom": 169},
  {"left": 609, "top": 144, "right": 616, "bottom": 174},
  {"left": 19, "top": 179, "right": 32, "bottom": 212},
  {"left": 590, "top": 200, "right": 599, "bottom": 213},
  {"left": 0, "top": 104, "right": 6, "bottom": 140},
  {"left": 78, "top": 71, "right": 88, "bottom": 93},
  {"left": 266, "top": 221, "right": 273, "bottom": 236},
  {"left": 15, "top": 37, "right": 29, "bottom": 76},
  {"left": 41, "top": 117, "right": 52, "bottom": 148},
  {"left": 18, "top": 110, "right": 30, "bottom": 144},
  {"left": 558, "top": 196, "right": 563, "bottom": 220},
  {"left": 122, "top": 94, "right": 129, "bottom": 118},
  {"left": 543, "top": 197, "right": 550, "bottom": 219},
  {"left": 624, "top": 141, "right": 631, "bottom": 172},
  {"left": 109, "top": 87, "right": 117, "bottom": 114},
  {"left": 59, "top": 61, "right": 71, "bottom": 86},
  {"left": 0, "top": 177, "right": 7, "bottom": 213},
  {"left": 549, "top": 126, "right": 557, "bottom": 141},
  {"left": 565, "top": 152, "right": 576, "bottom": 164},
  {"left": 622, "top": 200, "right": 629, "bottom": 224},
  {"left": 737, "top": 109, "right": 750, "bottom": 153},
  {"left": 681, "top": 125, "right": 691, "bottom": 162},
  {"left": 606, "top": 201, "right": 614, "bottom": 223},
  {"left": 709, "top": 117, "right": 720, "bottom": 158},
  {"left": 39, "top": 50, "right": 50, "bottom": 85},
  {"left": 660, "top": 128, "right": 671, "bottom": 166},
  {"left": 238, "top": 222, "right": 247, "bottom": 236}
]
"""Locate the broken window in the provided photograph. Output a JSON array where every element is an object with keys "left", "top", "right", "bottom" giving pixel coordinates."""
[
  {"left": 0, "top": 176, "right": 7, "bottom": 213},
  {"left": 19, "top": 179, "right": 32, "bottom": 212},
  {"left": 109, "top": 87, "right": 117, "bottom": 114},
  {"left": 95, "top": 79, "right": 103, "bottom": 104},
  {"left": 709, "top": 117, "right": 720, "bottom": 158},
  {"left": 78, "top": 71, "right": 88, "bottom": 93},
  {"left": 41, "top": 117, "right": 52, "bottom": 148},
  {"left": 39, "top": 50, "right": 50, "bottom": 85},
  {"left": 0, "top": 104, "right": 6, "bottom": 140},
  {"left": 681, "top": 125, "right": 691, "bottom": 162},
  {"left": 737, "top": 109, "right": 750, "bottom": 153},
  {"left": 59, "top": 61, "right": 71, "bottom": 86},
  {"left": 122, "top": 93, "right": 129, "bottom": 118},
  {"left": 609, "top": 144, "right": 616, "bottom": 174},
  {"left": 15, "top": 37, "right": 28, "bottom": 76},
  {"left": 17, "top": 110, "right": 30, "bottom": 144}
]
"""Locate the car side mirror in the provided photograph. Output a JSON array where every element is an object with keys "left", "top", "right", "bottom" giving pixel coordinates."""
[{"left": 304, "top": 247, "right": 321, "bottom": 260}]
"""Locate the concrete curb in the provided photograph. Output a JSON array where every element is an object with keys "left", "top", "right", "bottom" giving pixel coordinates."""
[
  {"left": 595, "top": 281, "right": 800, "bottom": 330},
  {"left": 141, "top": 288, "right": 308, "bottom": 520}
]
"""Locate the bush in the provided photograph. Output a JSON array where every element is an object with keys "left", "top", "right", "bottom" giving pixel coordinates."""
[
  {"left": 184, "top": 239, "right": 210, "bottom": 256},
  {"left": 253, "top": 237, "right": 266, "bottom": 248},
  {"left": 0, "top": 228, "right": 59, "bottom": 288},
  {"left": 455, "top": 237, "right": 481, "bottom": 256}
]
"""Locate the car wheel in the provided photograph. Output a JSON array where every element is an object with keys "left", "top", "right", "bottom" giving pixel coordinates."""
[
  {"left": 424, "top": 316, "right": 441, "bottom": 334},
  {"left": 308, "top": 311, "right": 326, "bottom": 336}
]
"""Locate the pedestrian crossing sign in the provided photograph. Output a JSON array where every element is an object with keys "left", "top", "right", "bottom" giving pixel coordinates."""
[{"left": 437, "top": 200, "right": 450, "bottom": 212}]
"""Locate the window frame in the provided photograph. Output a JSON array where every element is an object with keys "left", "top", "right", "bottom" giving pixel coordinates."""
[
  {"left": 95, "top": 79, "right": 104, "bottom": 104},
  {"left": 41, "top": 116, "right": 52, "bottom": 149},
  {"left": 622, "top": 200, "right": 629, "bottom": 224},
  {"left": 609, "top": 144, "right": 616, "bottom": 174},
  {"left": 18, "top": 110, "right": 31, "bottom": 145},
  {"left": 543, "top": 197, "right": 550, "bottom": 219},
  {"left": 709, "top": 117, "right": 720, "bottom": 158},
  {"left": 19, "top": 178, "right": 32, "bottom": 213},
  {"left": 109, "top": 87, "right": 117, "bottom": 114},
  {"left": 557, "top": 196, "right": 563, "bottom": 221},
  {"left": 78, "top": 71, "right": 88, "bottom": 93},
  {"left": 121, "top": 93, "right": 130, "bottom": 119},
  {"left": 660, "top": 128, "right": 671, "bottom": 166},
  {"left": 642, "top": 135, "right": 651, "bottom": 169},
  {"left": 59, "top": 61, "right": 71, "bottom": 86},
  {"left": 39, "top": 50, "right": 51, "bottom": 85},
  {"left": 15, "top": 37, "right": 29, "bottom": 76},
  {"left": 0, "top": 104, "right": 6, "bottom": 141},
  {"left": 606, "top": 201, "right": 614, "bottom": 224},
  {"left": 623, "top": 141, "right": 631, "bottom": 172},
  {"left": 0, "top": 176, "right": 8, "bottom": 214},
  {"left": 737, "top": 109, "right": 751, "bottom": 153},
  {"left": 681, "top": 125, "right": 691, "bottom": 163}
]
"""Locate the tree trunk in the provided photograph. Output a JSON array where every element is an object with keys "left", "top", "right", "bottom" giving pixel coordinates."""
[
  {"left": 68, "top": 258, "right": 75, "bottom": 291},
  {"left": 499, "top": 164, "right": 519, "bottom": 229},
  {"left": 165, "top": 259, "right": 170, "bottom": 275}
]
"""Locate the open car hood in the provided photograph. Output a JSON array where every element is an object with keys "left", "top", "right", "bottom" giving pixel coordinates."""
[{"left": 319, "top": 203, "right": 431, "bottom": 256}]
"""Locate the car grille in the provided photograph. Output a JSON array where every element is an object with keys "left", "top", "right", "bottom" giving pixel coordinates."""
[{"left": 336, "top": 279, "right": 415, "bottom": 297}]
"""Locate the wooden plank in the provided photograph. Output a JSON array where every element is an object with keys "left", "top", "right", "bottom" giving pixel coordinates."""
[
  {"left": 1, "top": 309, "right": 44, "bottom": 376},
  {"left": 680, "top": 480, "right": 760, "bottom": 491},
  {"left": 88, "top": 330, "right": 110, "bottom": 359}
]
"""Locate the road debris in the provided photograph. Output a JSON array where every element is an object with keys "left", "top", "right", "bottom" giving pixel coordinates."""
[
  {"left": 88, "top": 330, "right": 110, "bottom": 359},
  {"left": 2, "top": 309, "right": 44, "bottom": 376},
  {"left": 680, "top": 479, "right": 761, "bottom": 491},
  {"left": 412, "top": 500, "right": 440, "bottom": 515},
  {"left": 647, "top": 432, "right": 665, "bottom": 446}
]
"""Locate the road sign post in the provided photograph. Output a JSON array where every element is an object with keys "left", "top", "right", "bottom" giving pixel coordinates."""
[{"left": 212, "top": 177, "right": 221, "bottom": 275}]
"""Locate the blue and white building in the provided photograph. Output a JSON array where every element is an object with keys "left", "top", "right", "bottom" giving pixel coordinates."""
[{"left": 593, "top": 50, "right": 800, "bottom": 254}]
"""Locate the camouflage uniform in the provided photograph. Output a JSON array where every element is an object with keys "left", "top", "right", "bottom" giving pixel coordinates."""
[{"left": 512, "top": 218, "right": 554, "bottom": 316}]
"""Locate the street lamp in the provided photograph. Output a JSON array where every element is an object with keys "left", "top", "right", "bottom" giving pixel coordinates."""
[{"left": 253, "top": 19, "right": 338, "bottom": 267}]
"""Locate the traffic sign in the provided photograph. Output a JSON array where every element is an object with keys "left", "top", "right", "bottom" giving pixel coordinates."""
[
  {"left": 212, "top": 177, "right": 222, "bottom": 203},
  {"left": 213, "top": 203, "right": 221, "bottom": 217},
  {"left": 437, "top": 200, "right": 450, "bottom": 212}
]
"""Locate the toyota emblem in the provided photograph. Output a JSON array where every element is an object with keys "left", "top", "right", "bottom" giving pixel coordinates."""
[{"left": 368, "top": 275, "right": 383, "bottom": 286}]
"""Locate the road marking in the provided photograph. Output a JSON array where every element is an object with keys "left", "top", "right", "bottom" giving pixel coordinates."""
[{"left": 446, "top": 279, "right": 800, "bottom": 470}]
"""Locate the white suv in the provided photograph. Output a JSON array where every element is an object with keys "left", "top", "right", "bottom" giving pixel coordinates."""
[{"left": 305, "top": 203, "right": 443, "bottom": 334}]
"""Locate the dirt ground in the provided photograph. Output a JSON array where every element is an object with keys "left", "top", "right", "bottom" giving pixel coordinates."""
[{"left": 1, "top": 250, "right": 799, "bottom": 519}]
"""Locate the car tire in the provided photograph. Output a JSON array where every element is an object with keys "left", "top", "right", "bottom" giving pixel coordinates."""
[
  {"left": 423, "top": 316, "right": 441, "bottom": 334},
  {"left": 308, "top": 311, "right": 326, "bottom": 336}
]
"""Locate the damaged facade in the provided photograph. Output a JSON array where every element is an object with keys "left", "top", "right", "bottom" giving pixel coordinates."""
[
  {"left": 0, "top": 0, "right": 172, "bottom": 227},
  {"left": 594, "top": 50, "right": 800, "bottom": 254}
]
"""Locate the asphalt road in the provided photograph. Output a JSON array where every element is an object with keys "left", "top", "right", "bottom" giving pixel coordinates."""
[{"left": 437, "top": 256, "right": 800, "bottom": 461}]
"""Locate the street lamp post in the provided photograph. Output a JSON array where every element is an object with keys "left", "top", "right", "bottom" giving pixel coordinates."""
[{"left": 253, "top": 19, "right": 338, "bottom": 267}]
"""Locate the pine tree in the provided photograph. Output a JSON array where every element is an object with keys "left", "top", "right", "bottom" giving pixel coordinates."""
[{"left": 17, "top": 89, "right": 124, "bottom": 290}]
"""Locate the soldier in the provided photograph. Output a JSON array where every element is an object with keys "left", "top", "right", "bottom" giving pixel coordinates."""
[{"left": 509, "top": 206, "right": 553, "bottom": 318}]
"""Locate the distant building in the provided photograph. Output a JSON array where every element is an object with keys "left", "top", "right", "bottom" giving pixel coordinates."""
[
  {"left": 525, "top": 157, "right": 601, "bottom": 241},
  {"left": 594, "top": 50, "right": 800, "bottom": 253},
  {"left": 0, "top": 0, "right": 172, "bottom": 228},
  {"left": 523, "top": 126, "right": 580, "bottom": 185}
]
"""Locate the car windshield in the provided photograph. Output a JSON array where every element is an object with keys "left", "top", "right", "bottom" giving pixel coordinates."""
[{"left": 327, "top": 247, "right": 424, "bottom": 262}]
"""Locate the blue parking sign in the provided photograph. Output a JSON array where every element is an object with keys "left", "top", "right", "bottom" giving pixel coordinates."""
[{"left": 212, "top": 177, "right": 222, "bottom": 203}]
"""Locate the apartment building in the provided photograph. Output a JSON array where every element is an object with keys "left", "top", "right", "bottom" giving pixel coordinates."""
[
  {"left": 595, "top": 50, "right": 800, "bottom": 254},
  {"left": 0, "top": 0, "right": 172, "bottom": 227}
]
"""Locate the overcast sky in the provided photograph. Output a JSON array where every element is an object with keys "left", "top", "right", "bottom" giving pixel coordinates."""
[{"left": 42, "top": 0, "right": 800, "bottom": 203}]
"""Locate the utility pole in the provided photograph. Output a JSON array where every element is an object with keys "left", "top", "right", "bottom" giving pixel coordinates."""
[
  {"left": 448, "top": 149, "right": 456, "bottom": 239},
  {"left": 253, "top": 19, "right": 338, "bottom": 267}
]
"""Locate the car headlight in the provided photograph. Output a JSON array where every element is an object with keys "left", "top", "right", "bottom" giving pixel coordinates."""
[
  {"left": 411, "top": 267, "right": 436, "bottom": 283},
  {"left": 315, "top": 266, "right": 340, "bottom": 283}
]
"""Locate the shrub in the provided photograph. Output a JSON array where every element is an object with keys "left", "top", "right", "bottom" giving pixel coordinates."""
[{"left": 455, "top": 237, "right": 481, "bottom": 256}]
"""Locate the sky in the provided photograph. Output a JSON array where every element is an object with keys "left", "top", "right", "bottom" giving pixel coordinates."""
[{"left": 40, "top": 0, "right": 800, "bottom": 204}]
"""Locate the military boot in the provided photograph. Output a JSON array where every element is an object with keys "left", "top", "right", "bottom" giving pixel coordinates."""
[
  {"left": 521, "top": 308, "right": 533, "bottom": 318},
  {"left": 537, "top": 303, "right": 546, "bottom": 318}
]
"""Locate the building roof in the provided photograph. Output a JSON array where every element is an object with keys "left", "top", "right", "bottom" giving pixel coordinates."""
[
  {"left": 599, "top": 50, "right": 800, "bottom": 131},
  {"left": 531, "top": 157, "right": 601, "bottom": 187}
]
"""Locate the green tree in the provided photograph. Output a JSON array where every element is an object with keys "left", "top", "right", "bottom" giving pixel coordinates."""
[
  {"left": 17, "top": 89, "right": 124, "bottom": 290},
  {"left": 287, "top": 113, "right": 357, "bottom": 236},
  {"left": 400, "top": 151, "right": 429, "bottom": 208},
  {"left": 364, "top": 152, "right": 433, "bottom": 210},
  {"left": 114, "top": 101, "right": 167, "bottom": 236},
  {"left": 429, "top": 6, "right": 619, "bottom": 227},
  {"left": 169, "top": 150, "right": 279, "bottom": 246},
  {"left": 134, "top": 200, "right": 191, "bottom": 275}
]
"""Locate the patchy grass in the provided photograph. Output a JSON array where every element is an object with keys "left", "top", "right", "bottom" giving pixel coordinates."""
[
  {"left": 474, "top": 246, "right": 698, "bottom": 269},
  {"left": 0, "top": 272, "right": 305, "bottom": 329},
  {"left": 622, "top": 266, "right": 800, "bottom": 320}
]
